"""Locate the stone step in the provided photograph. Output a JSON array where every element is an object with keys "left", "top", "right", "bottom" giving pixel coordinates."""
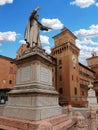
[
  {"left": 0, "top": 116, "right": 29, "bottom": 130},
  {"left": 0, "top": 114, "right": 72, "bottom": 130},
  {"left": 53, "top": 119, "right": 72, "bottom": 130},
  {"left": 0, "top": 125, "right": 18, "bottom": 130},
  {"left": 46, "top": 114, "right": 70, "bottom": 126}
]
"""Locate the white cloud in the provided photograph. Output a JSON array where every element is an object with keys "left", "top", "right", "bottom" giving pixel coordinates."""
[
  {"left": 19, "top": 35, "right": 49, "bottom": 45},
  {"left": 76, "top": 38, "right": 98, "bottom": 45},
  {"left": 43, "top": 46, "right": 51, "bottom": 54},
  {"left": 0, "top": 31, "right": 17, "bottom": 44},
  {"left": 74, "top": 24, "right": 98, "bottom": 38},
  {"left": 76, "top": 43, "right": 96, "bottom": 52},
  {"left": 0, "top": 0, "right": 13, "bottom": 5},
  {"left": 41, "top": 18, "right": 64, "bottom": 30},
  {"left": 96, "top": 3, "right": 98, "bottom": 6},
  {"left": 77, "top": 44, "right": 92, "bottom": 65},
  {"left": 79, "top": 50, "right": 92, "bottom": 65},
  {"left": 70, "top": 0, "right": 95, "bottom": 8},
  {"left": 74, "top": 25, "right": 98, "bottom": 65},
  {"left": 19, "top": 40, "right": 26, "bottom": 44},
  {"left": 40, "top": 35, "right": 50, "bottom": 44},
  {"left": 76, "top": 39, "right": 98, "bottom": 65}
]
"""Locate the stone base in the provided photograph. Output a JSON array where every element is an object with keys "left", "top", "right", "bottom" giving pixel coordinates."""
[
  {"left": 87, "top": 97, "right": 97, "bottom": 104},
  {"left": 0, "top": 114, "right": 72, "bottom": 130},
  {"left": 88, "top": 88, "right": 98, "bottom": 104},
  {"left": 4, "top": 106, "right": 61, "bottom": 121},
  {"left": 87, "top": 96, "right": 98, "bottom": 110},
  {"left": 3, "top": 87, "right": 62, "bottom": 121},
  {"left": 88, "top": 104, "right": 98, "bottom": 110},
  {"left": 3, "top": 47, "right": 62, "bottom": 121}
]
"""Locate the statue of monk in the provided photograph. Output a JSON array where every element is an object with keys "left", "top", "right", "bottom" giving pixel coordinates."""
[{"left": 24, "top": 7, "right": 50, "bottom": 48}]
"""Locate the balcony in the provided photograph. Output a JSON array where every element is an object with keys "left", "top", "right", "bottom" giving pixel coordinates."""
[
  {"left": 59, "top": 95, "right": 88, "bottom": 107},
  {"left": 80, "top": 84, "right": 89, "bottom": 90}
]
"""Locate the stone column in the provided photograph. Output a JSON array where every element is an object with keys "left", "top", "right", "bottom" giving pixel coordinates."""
[
  {"left": 87, "top": 108, "right": 97, "bottom": 130},
  {"left": 87, "top": 82, "right": 98, "bottom": 109}
]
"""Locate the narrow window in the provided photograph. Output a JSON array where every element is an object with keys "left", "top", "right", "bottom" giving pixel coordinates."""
[
  {"left": 74, "top": 87, "right": 77, "bottom": 95},
  {"left": 9, "top": 80, "right": 12, "bottom": 84},
  {"left": 76, "top": 76, "right": 78, "bottom": 82},
  {"left": 72, "top": 75, "right": 74, "bottom": 80},
  {"left": 59, "top": 59, "right": 62, "bottom": 65},
  {"left": 59, "top": 66, "right": 62, "bottom": 69},
  {"left": 82, "top": 91, "right": 84, "bottom": 96},
  {"left": 59, "top": 88, "right": 63, "bottom": 94},
  {"left": 60, "top": 75, "right": 62, "bottom": 81}
]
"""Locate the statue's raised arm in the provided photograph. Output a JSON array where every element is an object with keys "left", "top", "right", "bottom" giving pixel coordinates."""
[
  {"left": 34, "top": 6, "right": 41, "bottom": 12},
  {"left": 30, "top": 7, "right": 41, "bottom": 16},
  {"left": 24, "top": 7, "right": 50, "bottom": 48}
]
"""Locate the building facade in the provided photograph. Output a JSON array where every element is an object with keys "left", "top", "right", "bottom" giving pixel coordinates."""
[
  {"left": 87, "top": 52, "right": 98, "bottom": 102},
  {"left": 0, "top": 55, "right": 16, "bottom": 104},
  {"left": 51, "top": 27, "right": 95, "bottom": 107},
  {"left": 79, "top": 63, "right": 95, "bottom": 105}
]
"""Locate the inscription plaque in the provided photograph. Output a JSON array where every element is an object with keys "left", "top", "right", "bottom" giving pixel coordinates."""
[
  {"left": 21, "top": 66, "right": 31, "bottom": 81},
  {"left": 40, "top": 66, "right": 48, "bottom": 82}
]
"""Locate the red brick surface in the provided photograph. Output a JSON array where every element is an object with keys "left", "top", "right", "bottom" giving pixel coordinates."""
[{"left": 0, "top": 56, "right": 16, "bottom": 89}]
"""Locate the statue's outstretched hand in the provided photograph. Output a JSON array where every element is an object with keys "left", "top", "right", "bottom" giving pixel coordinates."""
[
  {"left": 41, "top": 26, "right": 52, "bottom": 31},
  {"left": 47, "top": 27, "right": 52, "bottom": 30}
]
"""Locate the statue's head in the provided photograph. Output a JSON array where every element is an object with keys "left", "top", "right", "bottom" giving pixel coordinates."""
[{"left": 34, "top": 13, "right": 39, "bottom": 19}]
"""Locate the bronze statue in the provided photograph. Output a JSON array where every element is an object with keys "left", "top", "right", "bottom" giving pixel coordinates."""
[{"left": 24, "top": 7, "right": 50, "bottom": 48}]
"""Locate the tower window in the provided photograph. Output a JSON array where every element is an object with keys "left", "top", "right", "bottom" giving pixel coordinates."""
[
  {"left": 72, "top": 75, "right": 74, "bottom": 80},
  {"left": 9, "top": 80, "right": 12, "bottom": 84},
  {"left": 76, "top": 76, "right": 78, "bottom": 82},
  {"left": 60, "top": 75, "right": 62, "bottom": 81},
  {"left": 74, "top": 87, "right": 77, "bottom": 95},
  {"left": 59, "top": 60, "right": 62, "bottom": 65},
  {"left": 74, "top": 66, "right": 76, "bottom": 69},
  {"left": 59, "top": 88, "right": 63, "bottom": 94},
  {"left": 59, "top": 66, "right": 62, "bottom": 69},
  {"left": 82, "top": 91, "right": 84, "bottom": 96}
]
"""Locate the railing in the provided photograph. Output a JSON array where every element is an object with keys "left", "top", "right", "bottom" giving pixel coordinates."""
[
  {"left": 59, "top": 96, "right": 88, "bottom": 107},
  {"left": 79, "top": 71, "right": 94, "bottom": 79},
  {"left": 59, "top": 96, "right": 88, "bottom": 101}
]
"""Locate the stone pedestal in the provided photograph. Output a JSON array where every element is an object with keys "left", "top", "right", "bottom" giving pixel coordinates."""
[
  {"left": 3, "top": 47, "right": 62, "bottom": 121},
  {"left": 87, "top": 83, "right": 98, "bottom": 109},
  {"left": 88, "top": 88, "right": 97, "bottom": 104},
  {"left": 87, "top": 108, "right": 97, "bottom": 130}
]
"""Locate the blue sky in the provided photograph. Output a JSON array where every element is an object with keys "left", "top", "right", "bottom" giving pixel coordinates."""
[{"left": 0, "top": 0, "right": 98, "bottom": 65}]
